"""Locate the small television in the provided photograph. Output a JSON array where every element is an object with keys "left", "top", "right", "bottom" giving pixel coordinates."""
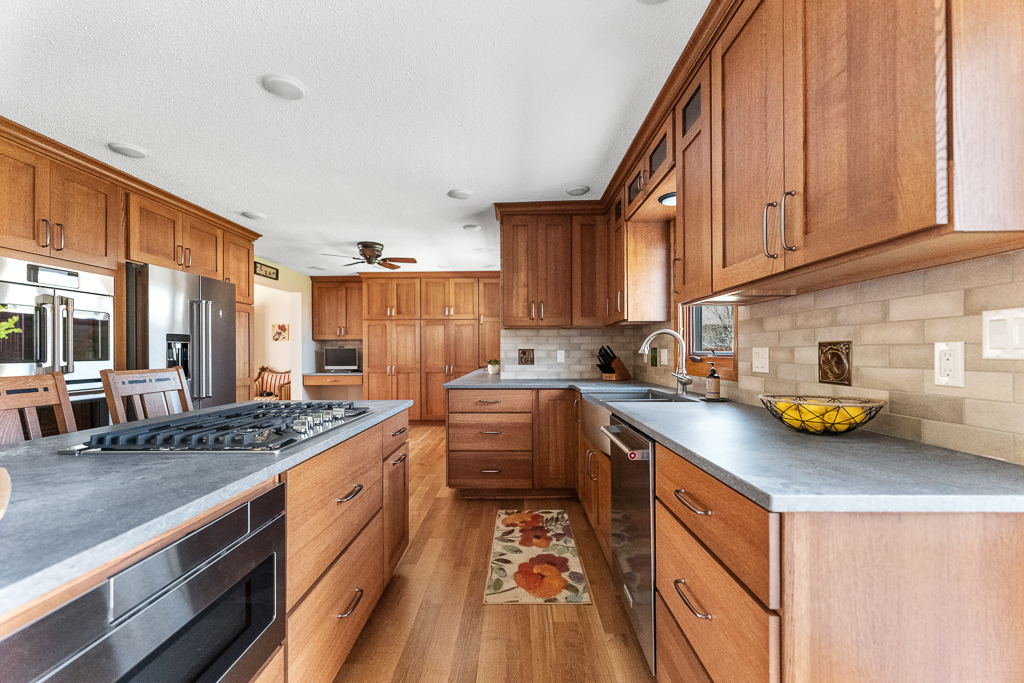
[{"left": 324, "top": 347, "right": 359, "bottom": 372}]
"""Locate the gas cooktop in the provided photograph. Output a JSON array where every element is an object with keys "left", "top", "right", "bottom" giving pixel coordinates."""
[{"left": 59, "top": 401, "right": 373, "bottom": 455}]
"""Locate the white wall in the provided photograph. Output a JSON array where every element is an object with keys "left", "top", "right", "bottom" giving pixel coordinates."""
[{"left": 253, "top": 259, "right": 315, "bottom": 399}]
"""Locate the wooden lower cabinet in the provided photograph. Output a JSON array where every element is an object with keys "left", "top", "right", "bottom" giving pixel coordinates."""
[
  {"left": 236, "top": 303, "right": 254, "bottom": 403},
  {"left": 534, "top": 390, "right": 576, "bottom": 488},
  {"left": 447, "top": 452, "right": 534, "bottom": 489},
  {"left": 363, "top": 320, "right": 421, "bottom": 419},
  {"left": 383, "top": 440, "right": 410, "bottom": 577},
  {"left": 655, "top": 594, "right": 713, "bottom": 683},
  {"left": 249, "top": 647, "right": 285, "bottom": 683},
  {"left": 594, "top": 451, "right": 611, "bottom": 564},
  {"left": 287, "top": 512, "right": 385, "bottom": 683},
  {"left": 578, "top": 431, "right": 599, "bottom": 528}
]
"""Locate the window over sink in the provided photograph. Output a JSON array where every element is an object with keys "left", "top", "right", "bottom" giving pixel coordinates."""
[{"left": 681, "top": 304, "right": 737, "bottom": 382}]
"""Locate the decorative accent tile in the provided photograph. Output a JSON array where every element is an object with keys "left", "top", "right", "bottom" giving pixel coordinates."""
[
  {"left": 818, "top": 341, "right": 852, "bottom": 386},
  {"left": 518, "top": 348, "right": 534, "bottom": 365}
]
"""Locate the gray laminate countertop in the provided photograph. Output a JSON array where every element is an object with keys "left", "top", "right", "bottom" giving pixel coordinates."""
[
  {"left": 0, "top": 399, "right": 412, "bottom": 617},
  {"left": 444, "top": 368, "right": 668, "bottom": 393}
]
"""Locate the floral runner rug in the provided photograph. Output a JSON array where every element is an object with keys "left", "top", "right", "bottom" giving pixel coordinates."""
[{"left": 484, "top": 509, "right": 592, "bottom": 605}]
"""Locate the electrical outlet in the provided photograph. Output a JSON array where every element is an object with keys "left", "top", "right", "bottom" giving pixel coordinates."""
[
  {"left": 557, "top": 349, "right": 565, "bottom": 363},
  {"left": 660, "top": 348, "right": 669, "bottom": 367},
  {"left": 934, "top": 341, "right": 965, "bottom": 387},
  {"left": 752, "top": 347, "right": 769, "bottom": 373}
]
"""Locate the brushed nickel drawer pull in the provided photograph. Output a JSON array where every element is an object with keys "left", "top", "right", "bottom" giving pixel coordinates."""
[
  {"left": 56, "top": 223, "right": 65, "bottom": 251},
  {"left": 479, "top": 431, "right": 501, "bottom": 435},
  {"left": 477, "top": 399, "right": 502, "bottom": 404},
  {"left": 480, "top": 469, "right": 501, "bottom": 474},
  {"left": 780, "top": 190, "right": 797, "bottom": 252},
  {"left": 674, "top": 579, "right": 712, "bottom": 620},
  {"left": 336, "top": 484, "right": 363, "bottom": 503},
  {"left": 391, "top": 453, "right": 408, "bottom": 465},
  {"left": 338, "top": 588, "right": 364, "bottom": 618},
  {"left": 41, "top": 219, "right": 50, "bottom": 247},
  {"left": 762, "top": 201, "right": 779, "bottom": 259},
  {"left": 391, "top": 426, "right": 407, "bottom": 437},
  {"left": 673, "top": 488, "right": 712, "bottom": 516}
]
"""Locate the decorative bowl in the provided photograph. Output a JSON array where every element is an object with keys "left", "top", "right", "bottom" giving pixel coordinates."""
[{"left": 758, "top": 395, "right": 886, "bottom": 435}]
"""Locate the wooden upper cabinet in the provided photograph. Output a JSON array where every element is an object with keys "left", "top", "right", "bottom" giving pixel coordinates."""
[
  {"left": 534, "top": 215, "right": 572, "bottom": 327},
  {"left": 363, "top": 279, "right": 420, "bottom": 319},
  {"left": 780, "top": 0, "right": 947, "bottom": 269},
  {"left": 674, "top": 59, "right": 714, "bottom": 304},
  {"left": 608, "top": 220, "right": 627, "bottom": 323},
  {"left": 626, "top": 115, "right": 676, "bottom": 219},
  {"left": 501, "top": 215, "right": 534, "bottom": 327},
  {"left": 48, "top": 162, "right": 121, "bottom": 270},
  {"left": 0, "top": 138, "right": 50, "bottom": 258},
  {"left": 128, "top": 193, "right": 184, "bottom": 270},
  {"left": 313, "top": 282, "right": 344, "bottom": 340},
  {"left": 479, "top": 277, "right": 500, "bottom": 366},
  {"left": 571, "top": 214, "right": 608, "bottom": 326},
  {"left": 223, "top": 232, "right": 254, "bottom": 304},
  {"left": 181, "top": 216, "right": 223, "bottom": 280},
  {"left": 343, "top": 283, "right": 362, "bottom": 339},
  {"left": 420, "top": 278, "right": 478, "bottom": 319},
  {"left": 711, "top": 0, "right": 787, "bottom": 293}
]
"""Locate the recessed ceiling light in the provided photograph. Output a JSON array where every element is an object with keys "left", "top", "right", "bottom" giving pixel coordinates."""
[
  {"left": 241, "top": 211, "right": 267, "bottom": 220},
  {"left": 309, "top": 266, "right": 326, "bottom": 271},
  {"left": 437, "top": 264, "right": 452, "bottom": 269},
  {"left": 658, "top": 192, "right": 677, "bottom": 206},
  {"left": 261, "top": 74, "right": 309, "bottom": 101},
  {"left": 463, "top": 224, "right": 482, "bottom": 231},
  {"left": 566, "top": 185, "right": 591, "bottom": 196},
  {"left": 447, "top": 189, "right": 473, "bottom": 200},
  {"left": 108, "top": 142, "right": 149, "bottom": 159}
]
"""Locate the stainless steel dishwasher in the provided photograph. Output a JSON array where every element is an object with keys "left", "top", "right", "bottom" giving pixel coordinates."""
[{"left": 600, "top": 416, "right": 656, "bottom": 674}]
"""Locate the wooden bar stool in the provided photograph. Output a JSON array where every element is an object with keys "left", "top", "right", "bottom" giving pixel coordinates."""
[
  {"left": 0, "top": 373, "right": 77, "bottom": 446},
  {"left": 101, "top": 367, "right": 194, "bottom": 425}
]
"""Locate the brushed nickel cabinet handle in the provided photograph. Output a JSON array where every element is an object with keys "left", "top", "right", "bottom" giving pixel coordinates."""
[
  {"left": 479, "top": 431, "right": 501, "bottom": 435},
  {"left": 336, "top": 484, "right": 364, "bottom": 503},
  {"left": 780, "top": 190, "right": 797, "bottom": 252},
  {"left": 391, "top": 453, "right": 408, "bottom": 465},
  {"left": 177, "top": 244, "right": 184, "bottom": 265},
  {"left": 617, "top": 290, "right": 622, "bottom": 313},
  {"left": 40, "top": 219, "right": 50, "bottom": 247},
  {"left": 540, "top": 301, "right": 544, "bottom": 321},
  {"left": 762, "top": 202, "right": 779, "bottom": 259},
  {"left": 573, "top": 398, "right": 580, "bottom": 423},
  {"left": 337, "top": 326, "right": 341, "bottom": 336},
  {"left": 673, "top": 488, "right": 712, "bottom": 516},
  {"left": 479, "top": 314, "right": 483, "bottom": 324},
  {"left": 338, "top": 588, "right": 364, "bottom": 618},
  {"left": 55, "top": 224, "right": 65, "bottom": 251},
  {"left": 480, "top": 469, "right": 501, "bottom": 474},
  {"left": 391, "top": 426, "right": 407, "bottom": 437},
  {"left": 478, "top": 399, "right": 502, "bottom": 404},
  {"left": 185, "top": 247, "right": 192, "bottom": 267},
  {"left": 342, "top": 326, "right": 346, "bottom": 336},
  {"left": 588, "top": 449, "right": 597, "bottom": 481},
  {"left": 673, "top": 257, "right": 682, "bottom": 294},
  {"left": 530, "top": 301, "right": 535, "bottom": 320},
  {"left": 674, "top": 579, "right": 712, "bottom": 620}
]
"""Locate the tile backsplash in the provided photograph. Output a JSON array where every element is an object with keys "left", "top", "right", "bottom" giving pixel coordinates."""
[{"left": 500, "top": 328, "right": 641, "bottom": 380}]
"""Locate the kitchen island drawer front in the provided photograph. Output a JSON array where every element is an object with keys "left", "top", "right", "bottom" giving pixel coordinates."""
[
  {"left": 448, "top": 413, "right": 532, "bottom": 451},
  {"left": 288, "top": 512, "right": 384, "bottom": 683},
  {"left": 447, "top": 452, "right": 534, "bottom": 488},
  {"left": 381, "top": 409, "right": 410, "bottom": 458},
  {"left": 656, "top": 503, "right": 779, "bottom": 683},
  {"left": 285, "top": 425, "right": 383, "bottom": 609},
  {"left": 448, "top": 389, "right": 534, "bottom": 413},
  {"left": 656, "top": 593, "right": 714, "bottom": 683},
  {"left": 656, "top": 443, "right": 780, "bottom": 609}
]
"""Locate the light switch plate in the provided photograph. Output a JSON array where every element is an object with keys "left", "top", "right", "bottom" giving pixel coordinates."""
[
  {"left": 660, "top": 348, "right": 669, "bottom": 366},
  {"left": 752, "top": 347, "right": 769, "bottom": 374},
  {"left": 557, "top": 349, "right": 565, "bottom": 363},
  {"left": 934, "top": 341, "right": 965, "bottom": 387},
  {"left": 982, "top": 308, "right": 1024, "bottom": 359}
]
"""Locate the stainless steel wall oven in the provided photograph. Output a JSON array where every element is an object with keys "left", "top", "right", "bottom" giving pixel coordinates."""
[{"left": 0, "top": 484, "right": 286, "bottom": 683}]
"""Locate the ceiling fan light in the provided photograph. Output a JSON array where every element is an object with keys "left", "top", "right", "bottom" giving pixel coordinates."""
[{"left": 658, "top": 192, "right": 677, "bottom": 206}]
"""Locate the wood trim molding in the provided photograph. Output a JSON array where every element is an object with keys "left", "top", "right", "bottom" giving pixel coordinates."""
[
  {"left": 493, "top": 200, "right": 603, "bottom": 221},
  {"left": 0, "top": 115, "right": 261, "bottom": 243},
  {"left": 310, "top": 275, "right": 363, "bottom": 283},
  {"left": 358, "top": 271, "right": 499, "bottom": 279}
]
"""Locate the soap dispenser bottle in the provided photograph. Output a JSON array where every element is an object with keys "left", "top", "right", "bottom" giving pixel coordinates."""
[{"left": 705, "top": 362, "right": 721, "bottom": 400}]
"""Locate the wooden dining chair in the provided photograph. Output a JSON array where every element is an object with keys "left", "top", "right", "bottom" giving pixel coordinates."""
[
  {"left": 0, "top": 373, "right": 77, "bottom": 446},
  {"left": 101, "top": 367, "right": 194, "bottom": 425}
]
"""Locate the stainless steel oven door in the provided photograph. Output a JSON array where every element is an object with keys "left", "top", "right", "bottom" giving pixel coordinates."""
[
  {"left": 56, "top": 290, "right": 113, "bottom": 394},
  {"left": 0, "top": 281, "right": 55, "bottom": 377}
]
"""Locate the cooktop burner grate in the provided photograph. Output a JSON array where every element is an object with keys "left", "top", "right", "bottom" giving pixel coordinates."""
[{"left": 62, "top": 401, "right": 373, "bottom": 454}]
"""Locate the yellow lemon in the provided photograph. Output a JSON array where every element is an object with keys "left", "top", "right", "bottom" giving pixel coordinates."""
[
  {"left": 782, "top": 414, "right": 803, "bottom": 429},
  {"left": 846, "top": 407, "right": 866, "bottom": 423},
  {"left": 775, "top": 401, "right": 795, "bottom": 413},
  {"left": 828, "top": 421, "right": 853, "bottom": 433},
  {"left": 798, "top": 404, "right": 829, "bottom": 420},
  {"left": 801, "top": 419, "right": 826, "bottom": 433}
]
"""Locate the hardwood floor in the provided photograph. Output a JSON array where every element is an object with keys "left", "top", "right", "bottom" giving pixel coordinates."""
[{"left": 335, "top": 425, "right": 655, "bottom": 683}]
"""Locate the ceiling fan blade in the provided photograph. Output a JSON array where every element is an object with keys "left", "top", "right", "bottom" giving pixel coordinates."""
[
  {"left": 381, "top": 257, "right": 417, "bottom": 263},
  {"left": 342, "top": 262, "right": 363, "bottom": 267},
  {"left": 378, "top": 261, "right": 401, "bottom": 270},
  {"left": 321, "top": 253, "right": 359, "bottom": 259}
]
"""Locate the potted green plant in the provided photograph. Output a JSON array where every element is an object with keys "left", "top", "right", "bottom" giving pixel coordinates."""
[
  {"left": 0, "top": 306, "right": 22, "bottom": 341},
  {"left": 486, "top": 359, "right": 500, "bottom": 375}
]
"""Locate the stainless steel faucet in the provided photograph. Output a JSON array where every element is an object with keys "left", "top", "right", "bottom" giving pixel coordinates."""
[{"left": 638, "top": 329, "right": 694, "bottom": 396}]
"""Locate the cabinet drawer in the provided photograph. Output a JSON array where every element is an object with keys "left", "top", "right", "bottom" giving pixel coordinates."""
[
  {"left": 656, "top": 503, "right": 779, "bottom": 683},
  {"left": 656, "top": 443, "right": 779, "bottom": 608},
  {"left": 448, "top": 389, "right": 533, "bottom": 413},
  {"left": 447, "top": 452, "right": 533, "bottom": 488},
  {"left": 285, "top": 425, "right": 383, "bottom": 609},
  {"left": 656, "top": 593, "right": 713, "bottom": 683},
  {"left": 381, "top": 410, "right": 409, "bottom": 458},
  {"left": 250, "top": 647, "right": 284, "bottom": 683},
  {"left": 288, "top": 512, "right": 384, "bottom": 683},
  {"left": 448, "top": 413, "right": 532, "bottom": 451}
]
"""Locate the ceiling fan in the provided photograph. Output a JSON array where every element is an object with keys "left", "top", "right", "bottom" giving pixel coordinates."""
[{"left": 321, "top": 241, "right": 417, "bottom": 270}]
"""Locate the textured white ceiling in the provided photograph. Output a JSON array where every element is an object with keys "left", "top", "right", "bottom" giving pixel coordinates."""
[{"left": 0, "top": 0, "right": 710, "bottom": 275}]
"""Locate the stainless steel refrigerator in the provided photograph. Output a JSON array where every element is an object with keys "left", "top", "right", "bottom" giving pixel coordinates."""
[{"left": 126, "top": 263, "right": 236, "bottom": 409}]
